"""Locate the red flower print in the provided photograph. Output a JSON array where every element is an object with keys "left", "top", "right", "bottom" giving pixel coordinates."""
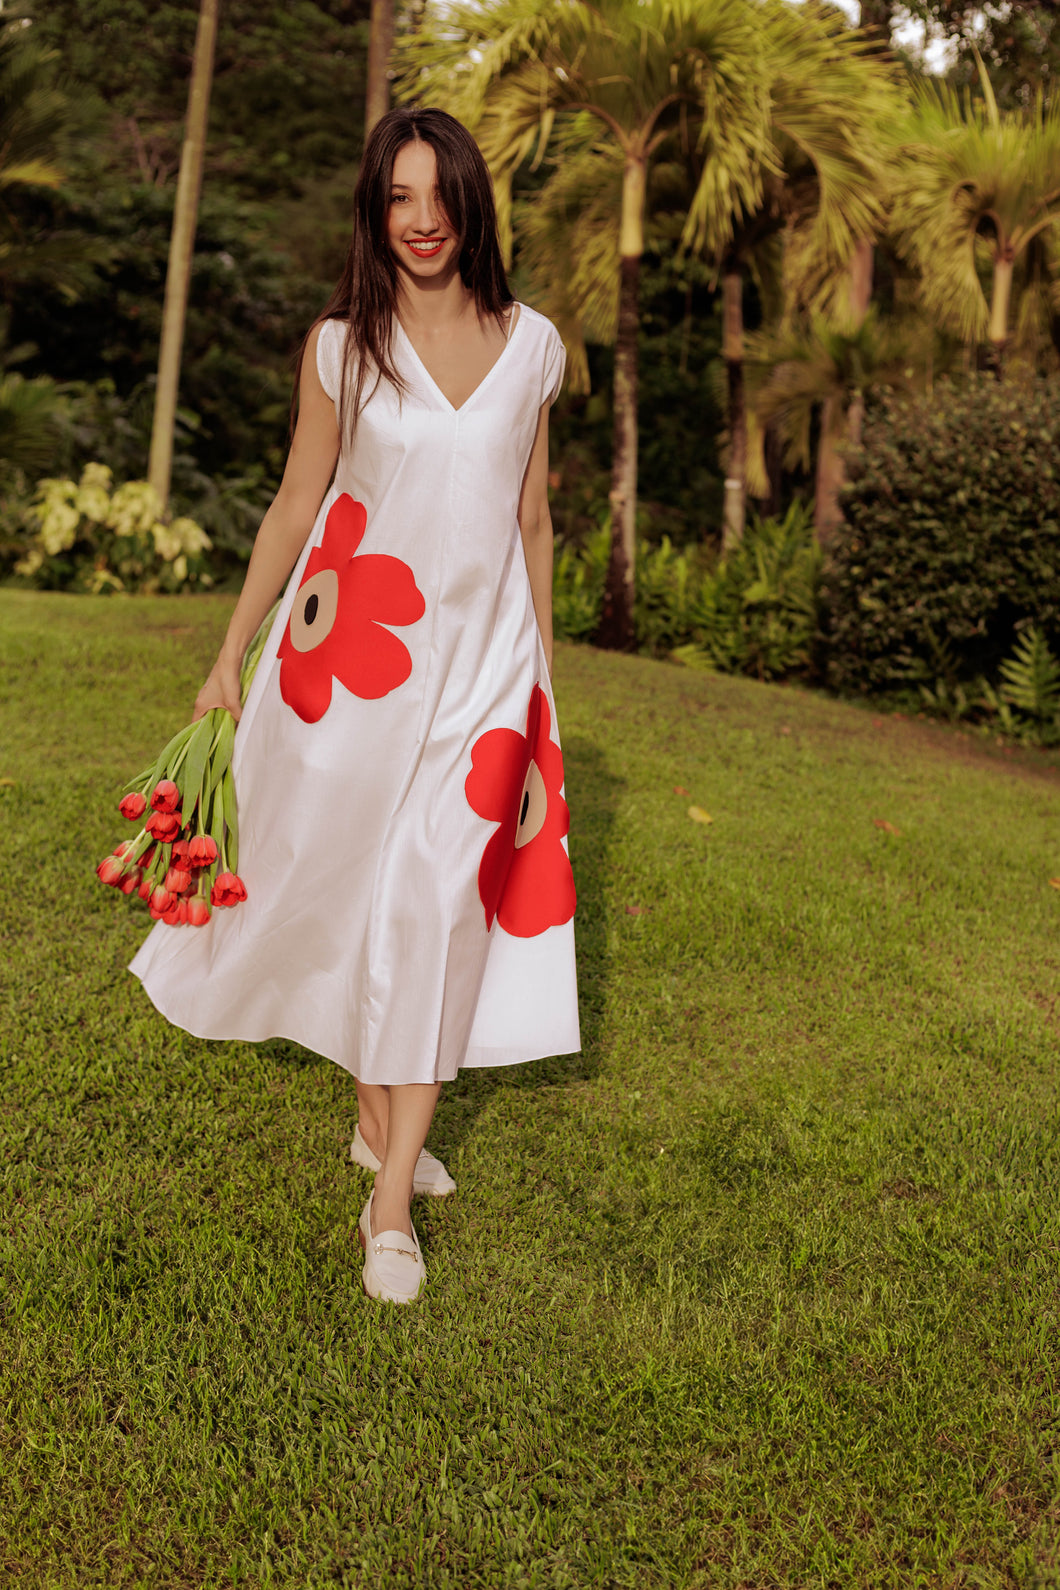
[
  {"left": 465, "top": 684, "right": 576, "bottom": 938},
  {"left": 276, "top": 494, "right": 425, "bottom": 724}
]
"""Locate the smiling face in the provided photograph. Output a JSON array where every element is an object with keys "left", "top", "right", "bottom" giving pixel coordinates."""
[{"left": 386, "top": 139, "right": 457, "bottom": 282}]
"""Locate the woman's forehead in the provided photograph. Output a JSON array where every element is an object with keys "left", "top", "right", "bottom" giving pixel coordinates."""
[{"left": 391, "top": 140, "right": 438, "bottom": 188}]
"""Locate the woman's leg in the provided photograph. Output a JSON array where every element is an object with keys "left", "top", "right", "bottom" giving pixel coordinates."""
[
  {"left": 355, "top": 1080, "right": 389, "bottom": 1161},
  {"left": 371, "top": 1082, "right": 442, "bottom": 1237}
]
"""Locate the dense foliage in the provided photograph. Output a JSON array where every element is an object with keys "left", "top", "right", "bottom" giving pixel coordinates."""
[
  {"left": 0, "top": 1, "right": 368, "bottom": 553},
  {"left": 825, "top": 378, "right": 1060, "bottom": 694},
  {"left": 554, "top": 503, "right": 822, "bottom": 681}
]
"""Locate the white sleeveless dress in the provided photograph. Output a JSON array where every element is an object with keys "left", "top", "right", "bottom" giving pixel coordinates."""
[{"left": 130, "top": 305, "right": 580, "bottom": 1085}]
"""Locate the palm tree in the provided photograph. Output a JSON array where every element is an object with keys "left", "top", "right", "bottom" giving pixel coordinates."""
[
  {"left": 148, "top": 0, "right": 219, "bottom": 511},
  {"left": 746, "top": 308, "right": 928, "bottom": 543},
  {"left": 891, "top": 62, "right": 1060, "bottom": 376},
  {"left": 397, "top": 0, "right": 771, "bottom": 650},
  {"left": 682, "top": 2, "right": 896, "bottom": 550}
]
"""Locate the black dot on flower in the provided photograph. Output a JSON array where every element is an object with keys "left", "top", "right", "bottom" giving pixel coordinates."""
[{"left": 304, "top": 593, "right": 319, "bottom": 625}]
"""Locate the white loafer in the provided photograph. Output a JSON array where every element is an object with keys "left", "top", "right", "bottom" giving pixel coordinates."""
[
  {"left": 349, "top": 1123, "right": 457, "bottom": 1197},
  {"left": 358, "top": 1192, "right": 425, "bottom": 1304}
]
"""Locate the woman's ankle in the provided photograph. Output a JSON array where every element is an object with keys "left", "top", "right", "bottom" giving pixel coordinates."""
[{"left": 371, "top": 1178, "right": 413, "bottom": 1238}]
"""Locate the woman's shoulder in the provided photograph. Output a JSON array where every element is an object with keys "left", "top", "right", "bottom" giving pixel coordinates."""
[
  {"left": 510, "top": 303, "right": 565, "bottom": 407},
  {"left": 311, "top": 315, "right": 347, "bottom": 403},
  {"left": 512, "top": 302, "right": 561, "bottom": 345}
]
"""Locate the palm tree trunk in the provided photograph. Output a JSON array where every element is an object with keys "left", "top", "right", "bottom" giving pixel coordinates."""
[
  {"left": 986, "top": 251, "right": 1014, "bottom": 379},
  {"left": 597, "top": 154, "right": 644, "bottom": 652},
  {"left": 816, "top": 240, "right": 873, "bottom": 543},
  {"left": 365, "top": 0, "right": 394, "bottom": 140},
  {"left": 815, "top": 396, "right": 845, "bottom": 544},
  {"left": 849, "top": 237, "right": 873, "bottom": 321},
  {"left": 721, "top": 262, "right": 746, "bottom": 554},
  {"left": 147, "top": 0, "right": 219, "bottom": 512}
]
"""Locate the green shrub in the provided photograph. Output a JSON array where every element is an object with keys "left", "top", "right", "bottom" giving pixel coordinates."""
[
  {"left": 825, "top": 376, "right": 1060, "bottom": 693},
  {"left": 553, "top": 523, "right": 609, "bottom": 642},
  {"left": 911, "top": 626, "right": 1060, "bottom": 747},
  {"left": 552, "top": 504, "right": 822, "bottom": 682},
  {"left": 13, "top": 464, "right": 212, "bottom": 594},
  {"left": 677, "top": 503, "right": 822, "bottom": 680}
]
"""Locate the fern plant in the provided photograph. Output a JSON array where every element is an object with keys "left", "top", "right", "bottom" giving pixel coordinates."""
[
  {"left": 552, "top": 522, "right": 609, "bottom": 642},
  {"left": 999, "top": 628, "right": 1060, "bottom": 721}
]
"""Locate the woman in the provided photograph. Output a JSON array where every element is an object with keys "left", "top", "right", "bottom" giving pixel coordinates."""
[{"left": 130, "top": 107, "right": 580, "bottom": 1305}]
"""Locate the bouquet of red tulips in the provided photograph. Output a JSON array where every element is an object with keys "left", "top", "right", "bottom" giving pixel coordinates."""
[{"left": 96, "top": 609, "right": 275, "bottom": 927}]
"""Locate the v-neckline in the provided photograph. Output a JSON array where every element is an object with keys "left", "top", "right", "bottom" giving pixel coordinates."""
[{"left": 395, "top": 305, "right": 522, "bottom": 415}]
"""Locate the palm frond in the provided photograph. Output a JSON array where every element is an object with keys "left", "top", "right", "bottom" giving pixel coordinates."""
[
  {"left": 748, "top": 309, "right": 926, "bottom": 471},
  {"left": 0, "top": 371, "right": 63, "bottom": 474},
  {"left": 890, "top": 73, "right": 1060, "bottom": 344}
]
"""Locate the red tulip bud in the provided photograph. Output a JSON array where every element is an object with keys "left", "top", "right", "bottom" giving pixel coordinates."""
[
  {"left": 138, "top": 874, "right": 154, "bottom": 902},
  {"left": 150, "top": 779, "right": 181, "bottom": 814},
  {"left": 96, "top": 855, "right": 126, "bottom": 887},
  {"left": 188, "top": 835, "right": 218, "bottom": 868},
  {"left": 120, "top": 869, "right": 142, "bottom": 895},
  {"left": 146, "top": 810, "right": 182, "bottom": 843},
  {"left": 162, "top": 898, "right": 185, "bottom": 925},
  {"left": 119, "top": 791, "right": 147, "bottom": 821},
  {"left": 211, "top": 871, "right": 248, "bottom": 908},
  {"left": 187, "top": 896, "right": 211, "bottom": 927},
  {"left": 165, "top": 866, "right": 193, "bottom": 895},
  {"left": 171, "top": 839, "right": 191, "bottom": 865},
  {"left": 149, "top": 885, "right": 175, "bottom": 917}
]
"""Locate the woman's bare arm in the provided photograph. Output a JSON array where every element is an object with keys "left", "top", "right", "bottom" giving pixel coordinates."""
[
  {"left": 517, "top": 400, "right": 555, "bottom": 678},
  {"left": 193, "top": 323, "right": 340, "bottom": 720}
]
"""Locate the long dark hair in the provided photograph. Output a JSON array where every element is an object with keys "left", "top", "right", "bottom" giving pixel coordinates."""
[{"left": 292, "top": 107, "right": 513, "bottom": 439}]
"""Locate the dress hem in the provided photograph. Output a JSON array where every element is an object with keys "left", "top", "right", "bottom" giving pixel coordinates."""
[{"left": 128, "top": 963, "right": 579, "bottom": 1085}]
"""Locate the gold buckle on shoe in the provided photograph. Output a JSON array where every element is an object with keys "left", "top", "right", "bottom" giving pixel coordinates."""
[{"left": 374, "top": 1243, "right": 419, "bottom": 1263}]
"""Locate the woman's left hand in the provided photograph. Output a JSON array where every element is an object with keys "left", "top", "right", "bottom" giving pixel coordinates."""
[{"left": 193, "top": 652, "right": 243, "bottom": 722}]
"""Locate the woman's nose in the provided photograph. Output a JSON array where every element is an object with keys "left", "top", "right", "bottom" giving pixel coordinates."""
[{"left": 411, "top": 196, "right": 440, "bottom": 233}]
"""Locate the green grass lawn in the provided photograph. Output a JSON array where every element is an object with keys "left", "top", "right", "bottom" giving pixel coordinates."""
[{"left": 3, "top": 587, "right": 1060, "bottom": 1589}]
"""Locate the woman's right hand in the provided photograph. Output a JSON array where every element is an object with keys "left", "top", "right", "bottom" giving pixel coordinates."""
[{"left": 193, "top": 652, "right": 243, "bottom": 722}]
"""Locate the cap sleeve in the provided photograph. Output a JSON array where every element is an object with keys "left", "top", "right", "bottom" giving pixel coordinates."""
[
  {"left": 542, "top": 324, "right": 566, "bottom": 407},
  {"left": 315, "top": 317, "right": 344, "bottom": 405}
]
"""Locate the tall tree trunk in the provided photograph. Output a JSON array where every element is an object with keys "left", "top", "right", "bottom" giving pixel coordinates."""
[
  {"left": 764, "top": 421, "right": 782, "bottom": 517},
  {"left": 815, "top": 239, "right": 873, "bottom": 543},
  {"left": 365, "top": 0, "right": 394, "bottom": 140},
  {"left": 721, "top": 262, "right": 746, "bottom": 554},
  {"left": 848, "top": 237, "right": 873, "bottom": 321},
  {"left": 148, "top": 0, "right": 219, "bottom": 512},
  {"left": 986, "top": 249, "right": 1014, "bottom": 379},
  {"left": 815, "top": 396, "right": 845, "bottom": 544},
  {"left": 596, "top": 154, "right": 644, "bottom": 652}
]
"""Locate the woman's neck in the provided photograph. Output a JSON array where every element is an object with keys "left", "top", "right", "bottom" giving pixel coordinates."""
[{"left": 396, "top": 270, "right": 475, "bottom": 334}]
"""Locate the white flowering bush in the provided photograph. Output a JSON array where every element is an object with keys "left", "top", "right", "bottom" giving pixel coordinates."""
[{"left": 14, "top": 463, "right": 213, "bottom": 593}]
